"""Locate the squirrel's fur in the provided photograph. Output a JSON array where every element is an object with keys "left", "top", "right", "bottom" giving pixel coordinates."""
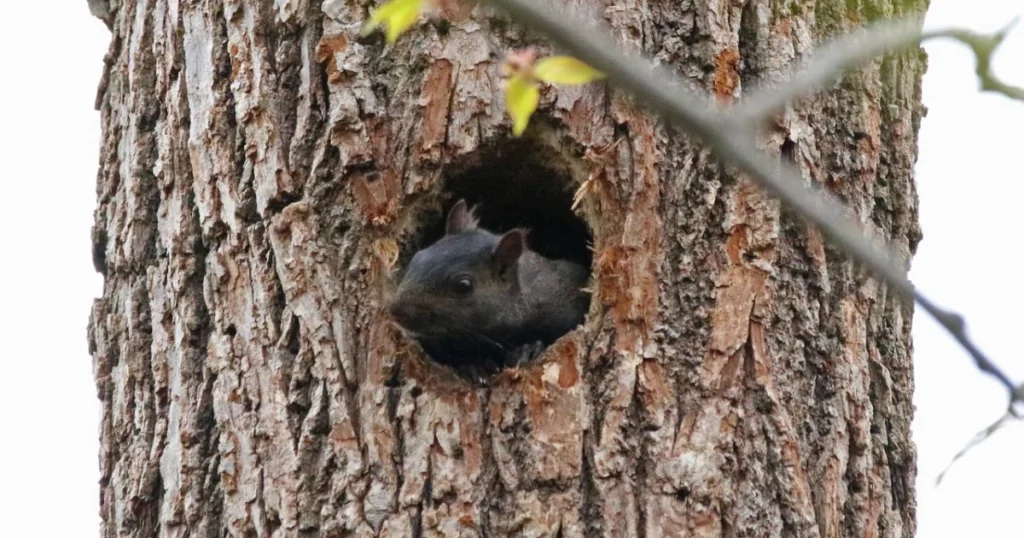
[{"left": 389, "top": 200, "right": 590, "bottom": 380}]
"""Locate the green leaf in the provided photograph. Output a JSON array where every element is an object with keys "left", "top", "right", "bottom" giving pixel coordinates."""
[
  {"left": 533, "top": 56, "right": 605, "bottom": 85},
  {"left": 505, "top": 74, "right": 540, "bottom": 136},
  {"left": 361, "top": 0, "right": 423, "bottom": 44}
]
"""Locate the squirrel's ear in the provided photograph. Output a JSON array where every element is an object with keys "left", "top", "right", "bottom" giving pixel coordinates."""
[
  {"left": 493, "top": 229, "right": 525, "bottom": 275},
  {"left": 446, "top": 199, "right": 479, "bottom": 235}
]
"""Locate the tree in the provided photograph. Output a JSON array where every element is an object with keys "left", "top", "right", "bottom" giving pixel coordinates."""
[{"left": 87, "top": 0, "right": 924, "bottom": 535}]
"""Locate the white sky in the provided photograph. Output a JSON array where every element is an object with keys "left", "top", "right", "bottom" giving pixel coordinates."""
[{"left": 0, "top": 1, "right": 1020, "bottom": 536}]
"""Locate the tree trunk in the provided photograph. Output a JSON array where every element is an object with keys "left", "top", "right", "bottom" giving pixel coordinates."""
[{"left": 88, "top": 0, "right": 925, "bottom": 536}]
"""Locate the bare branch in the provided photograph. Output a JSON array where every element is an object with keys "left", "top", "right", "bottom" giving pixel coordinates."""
[
  {"left": 935, "top": 410, "right": 1018, "bottom": 486},
  {"left": 482, "top": 0, "right": 1023, "bottom": 404},
  {"left": 736, "top": 17, "right": 1024, "bottom": 123},
  {"left": 735, "top": 19, "right": 926, "bottom": 122},
  {"left": 936, "top": 18, "right": 1024, "bottom": 102},
  {"left": 1012, "top": 384, "right": 1024, "bottom": 418}
]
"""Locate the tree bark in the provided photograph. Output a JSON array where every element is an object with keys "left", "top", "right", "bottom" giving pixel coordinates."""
[{"left": 88, "top": 0, "right": 925, "bottom": 536}]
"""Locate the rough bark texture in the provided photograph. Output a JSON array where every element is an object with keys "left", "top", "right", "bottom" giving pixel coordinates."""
[{"left": 88, "top": 0, "right": 926, "bottom": 536}]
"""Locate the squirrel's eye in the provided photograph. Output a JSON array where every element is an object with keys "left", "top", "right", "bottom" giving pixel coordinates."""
[{"left": 453, "top": 277, "right": 474, "bottom": 295}]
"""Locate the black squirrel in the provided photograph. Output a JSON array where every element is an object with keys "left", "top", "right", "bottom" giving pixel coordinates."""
[{"left": 389, "top": 199, "right": 590, "bottom": 381}]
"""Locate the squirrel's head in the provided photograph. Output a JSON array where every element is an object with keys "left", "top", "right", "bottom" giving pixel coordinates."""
[{"left": 389, "top": 199, "right": 528, "bottom": 341}]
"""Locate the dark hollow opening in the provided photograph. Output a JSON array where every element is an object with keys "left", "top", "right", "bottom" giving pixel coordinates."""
[
  {"left": 415, "top": 140, "right": 593, "bottom": 270},
  {"left": 394, "top": 138, "right": 594, "bottom": 380}
]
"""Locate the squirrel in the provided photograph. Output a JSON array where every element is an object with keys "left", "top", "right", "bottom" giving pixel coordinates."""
[{"left": 388, "top": 199, "right": 590, "bottom": 381}]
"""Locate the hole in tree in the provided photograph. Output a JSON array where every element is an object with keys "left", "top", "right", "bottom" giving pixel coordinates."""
[
  {"left": 393, "top": 138, "right": 594, "bottom": 382},
  {"left": 780, "top": 138, "right": 797, "bottom": 166},
  {"left": 413, "top": 142, "right": 592, "bottom": 269},
  {"left": 675, "top": 487, "right": 691, "bottom": 501}
]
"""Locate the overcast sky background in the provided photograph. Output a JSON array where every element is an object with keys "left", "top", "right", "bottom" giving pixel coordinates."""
[{"left": 0, "top": 1, "right": 1021, "bottom": 536}]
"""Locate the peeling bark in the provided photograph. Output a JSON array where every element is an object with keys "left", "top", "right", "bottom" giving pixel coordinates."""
[{"left": 89, "top": 0, "right": 925, "bottom": 536}]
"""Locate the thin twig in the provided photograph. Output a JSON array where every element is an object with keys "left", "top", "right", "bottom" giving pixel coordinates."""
[
  {"left": 935, "top": 19, "right": 1024, "bottom": 102},
  {"left": 481, "top": 0, "right": 1022, "bottom": 405},
  {"left": 935, "top": 410, "right": 1017, "bottom": 486},
  {"left": 735, "top": 17, "right": 1024, "bottom": 122},
  {"left": 735, "top": 19, "right": 927, "bottom": 122}
]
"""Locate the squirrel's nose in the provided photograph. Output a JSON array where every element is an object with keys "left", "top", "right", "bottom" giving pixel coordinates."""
[{"left": 389, "top": 301, "right": 426, "bottom": 334}]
